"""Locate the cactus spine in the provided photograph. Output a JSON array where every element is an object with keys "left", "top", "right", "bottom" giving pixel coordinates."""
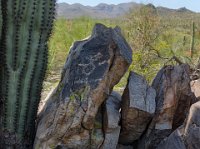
[{"left": 0, "top": 0, "right": 56, "bottom": 148}]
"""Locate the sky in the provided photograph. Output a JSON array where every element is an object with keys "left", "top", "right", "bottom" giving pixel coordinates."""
[{"left": 57, "top": 0, "right": 200, "bottom": 12}]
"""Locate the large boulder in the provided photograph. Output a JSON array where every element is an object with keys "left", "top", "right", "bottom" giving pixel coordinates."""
[
  {"left": 157, "top": 101, "right": 200, "bottom": 149},
  {"left": 34, "top": 23, "right": 132, "bottom": 149},
  {"left": 119, "top": 71, "right": 156, "bottom": 144},
  {"left": 138, "top": 64, "right": 195, "bottom": 149},
  {"left": 101, "top": 91, "right": 122, "bottom": 149}
]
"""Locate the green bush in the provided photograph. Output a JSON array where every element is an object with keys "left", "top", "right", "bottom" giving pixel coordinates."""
[{"left": 46, "top": 7, "right": 200, "bottom": 89}]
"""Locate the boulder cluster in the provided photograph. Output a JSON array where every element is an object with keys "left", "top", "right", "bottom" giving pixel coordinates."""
[{"left": 34, "top": 24, "right": 199, "bottom": 149}]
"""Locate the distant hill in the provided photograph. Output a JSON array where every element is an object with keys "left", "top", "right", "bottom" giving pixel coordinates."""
[
  {"left": 56, "top": 2, "right": 141, "bottom": 19},
  {"left": 56, "top": 2, "right": 197, "bottom": 19}
]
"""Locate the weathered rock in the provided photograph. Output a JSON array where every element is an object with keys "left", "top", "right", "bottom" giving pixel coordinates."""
[
  {"left": 90, "top": 106, "right": 104, "bottom": 149},
  {"left": 117, "top": 144, "right": 134, "bottom": 149},
  {"left": 191, "top": 79, "right": 200, "bottom": 100},
  {"left": 119, "top": 72, "right": 156, "bottom": 144},
  {"left": 184, "top": 101, "right": 200, "bottom": 149},
  {"left": 157, "top": 101, "right": 200, "bottom": 149},
  {"left": 102, "top": 128, "right": 121, "bottom": 149},
  {"left": 138, "top": 64, "right": 195, "bottom": 149},
  {"left": 34, "top": 23, "right": 132, "bottom": 149},
  {"left": 156, "top": 126, "right": 186, "bottom": 149},
  {"left": 101, "top": 91, "right": 121, "bottom": 149},
  {"left": 91, "top": 127, "right": 104, "bottom": 149}
]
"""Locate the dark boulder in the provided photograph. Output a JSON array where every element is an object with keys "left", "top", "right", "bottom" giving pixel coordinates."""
[
  {"left": 34, "top": 23, "right": 132, "bottom": 149},
  {"left": 157, "top": 101, "right": 200, "bottom": 149},
  {"left": 138, "top": 64, "right": 195, "bottom": 149}
]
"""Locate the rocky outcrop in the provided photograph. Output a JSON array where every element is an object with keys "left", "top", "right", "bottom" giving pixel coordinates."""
[
  {"left": 138, "top": 64, "right": 195, "bottom": 149},
  {"left": 156, "top": 126, "right": 186, "bottom": 149},
  {"left": 119, "top": 72, "right": 156, "bottom": 144},
  {"left": 157, "top": 101, "right": 200, "bottom": 149},
  {"left": 34, "top": 23, "right": 132, "bottom": 149},
  {"left": 101, "top": 91, "right": 122, "bottom": 149},
  {"left": 191, "top": 79, "right": 200, "bottom": 100},
  {"left": 184, "top": 101, "right": 200, "bottom": 148},
  {"left": 31, "top": 21, "right": 200, "bottom": 149}
]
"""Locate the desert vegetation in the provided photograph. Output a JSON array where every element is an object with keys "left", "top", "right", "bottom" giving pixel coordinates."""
[
  {"left": 46, "top": 4, "right": 200, "bottom": 94},
  {"left": 1, "top": 1, "right": 200, "bottom": 148}
]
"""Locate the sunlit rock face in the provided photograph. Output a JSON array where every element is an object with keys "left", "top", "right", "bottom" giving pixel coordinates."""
[
  {"left": 119, "top": 71, "right": 156, "bottom": 145},
  {"left": 157, "top": 101, "right": 200, "bottom": 149},
  {"left": 34, "top": 23, "right": 132, "bottom": 149},
  {"left": 138, "top": 64, "right": 195, "bottom": 149}
]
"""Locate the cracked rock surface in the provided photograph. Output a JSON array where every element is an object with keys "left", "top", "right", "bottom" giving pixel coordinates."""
[
  {"left": 101, "top": 91, "right": 122, "bottom": 149},
  {"left": 138, "top": 64, "right": 195, "bottom": 149},
  {"left": 157, "top": 101, "right": 200, "bottom": 149},
  {"left": 34, "top": 23, "right": 132, "bottom": 149},
  {"left": 119, "top": 71, "right": 156, "bottom": 144}
]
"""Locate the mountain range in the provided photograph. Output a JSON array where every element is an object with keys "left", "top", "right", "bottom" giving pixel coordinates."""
[{"left": 56, "top": 2, "right": 196, "bottom": 19}]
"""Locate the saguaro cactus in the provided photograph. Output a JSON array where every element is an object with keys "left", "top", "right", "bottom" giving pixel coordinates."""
[{"left": 0, "top": 0, "right": 56, "bottom": 148}]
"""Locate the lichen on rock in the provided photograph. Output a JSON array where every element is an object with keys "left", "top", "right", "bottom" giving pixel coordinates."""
[{"left": 34, "top": 23, "right": 132, "bottom": 149}]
